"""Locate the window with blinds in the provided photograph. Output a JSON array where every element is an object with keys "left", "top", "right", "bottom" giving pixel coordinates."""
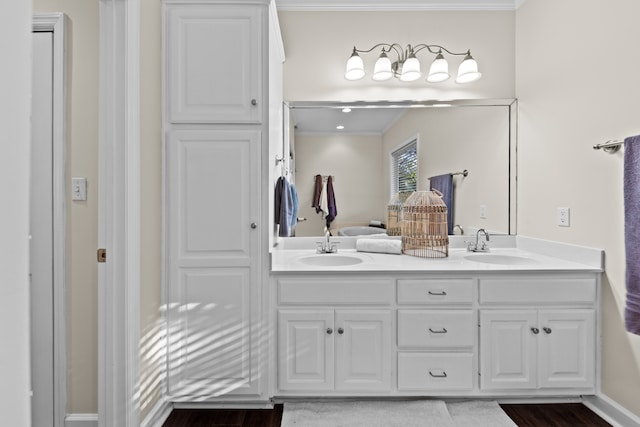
[{"left": 390, "top": 139, "right": 418, "bottom": 197}]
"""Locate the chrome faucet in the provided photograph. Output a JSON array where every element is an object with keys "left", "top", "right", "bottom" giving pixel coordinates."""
[
  {"left": 317, "top": 227, "right": 338, "bottom": 253},
  {"left": 468, "top": 228, "right": 490, "bottom": 252}
]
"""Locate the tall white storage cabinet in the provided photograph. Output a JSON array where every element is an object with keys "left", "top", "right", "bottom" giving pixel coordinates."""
[{"left": 164, "top": 0, "right": 282, "bottom": 401}]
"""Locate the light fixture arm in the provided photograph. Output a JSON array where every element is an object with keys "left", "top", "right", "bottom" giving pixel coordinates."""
[
  {"left": 353, "top": 43, "right": 406, "bottom": 62},
  {"left": 412, "top": 44, "right": 471, "bottom": 57}
]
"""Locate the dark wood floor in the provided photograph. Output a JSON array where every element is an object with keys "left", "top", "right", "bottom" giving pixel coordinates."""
[{"left": 162, "top": 403, "right": 611, "bottom": 427}]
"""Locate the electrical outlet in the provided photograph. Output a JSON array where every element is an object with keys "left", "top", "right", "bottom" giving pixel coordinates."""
[
  {"left": 557, "top": 207, "right": 570, "bottom": 227},
  {"left": 479, "top": 204, "right": 487, "bottom": 219}
]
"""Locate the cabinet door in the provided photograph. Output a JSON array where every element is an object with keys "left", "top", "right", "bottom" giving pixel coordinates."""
[
  {"left": 335, "top": 310, "right": 392, "bottom": 391},
  {"left": 278, "top": 310, "right": 334, "bottom": 391},
  {"left": 166, "top": 129, "right": 261, "bottom": 397},
  {"left": 480, "top": 310, "right": 537, "bottom": 390},
  {"left": 166, "top": 5, "right": 262, "bottom": 123},
  {"left": 538, "top": 309, "right": 595, "bottom": 389},
  {"left": 167, "top": 129, "right": 260, "bottom": 268},
  {"left": 167, "top": 268, "right": 258, "bottom": 396}
]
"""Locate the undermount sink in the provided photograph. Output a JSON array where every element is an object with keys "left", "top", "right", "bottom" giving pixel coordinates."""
[
  {"left": 297, "top": 254, "right": 364, "bottom": 267},
  {"left": 464, "top": 253, "right": 539, "bottom": 266}
]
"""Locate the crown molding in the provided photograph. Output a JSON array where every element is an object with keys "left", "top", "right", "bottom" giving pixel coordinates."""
[{"left": 276, "top": 0, "right": 524, "bottom": 11}]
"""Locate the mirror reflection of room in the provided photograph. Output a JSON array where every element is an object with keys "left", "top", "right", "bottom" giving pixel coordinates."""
[{"left": 290, "top": 103, "right": 510, "bottom": 237}]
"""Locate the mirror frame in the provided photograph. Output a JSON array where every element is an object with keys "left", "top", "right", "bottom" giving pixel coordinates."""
[{"left": 287, "top": 98, "right": 518, "bottom": 235}]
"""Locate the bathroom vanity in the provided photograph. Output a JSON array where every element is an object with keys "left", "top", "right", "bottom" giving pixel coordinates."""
[{"left": 270, "top": 236, "right": 602, "bottom": 399}]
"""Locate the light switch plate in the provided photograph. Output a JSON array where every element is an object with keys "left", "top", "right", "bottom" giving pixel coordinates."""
[{"left": 72, "top": 177, "right": 87, "bottom": 201}]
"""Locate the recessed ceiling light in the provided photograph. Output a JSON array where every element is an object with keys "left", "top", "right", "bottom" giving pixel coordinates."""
[
  {"left": 342, "top": 108, "right": 351, "bottom": 113},
  {"left": 336, "top": 125, "right": 345, "bottom": 130}
]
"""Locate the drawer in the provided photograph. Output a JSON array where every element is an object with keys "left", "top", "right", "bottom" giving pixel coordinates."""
[
  {"left": 398, "top": 310, "right": 474, "bottom": 348},
  {"left": 398, "top": 352, "right": 473, "bottom": 390},
  {"left": 397, "top": 278, "right": 474, "bottom": 305},
  {"left": 278, "top": 278, "right": 394, "bottom": 305},
  {"left": 479, "top": 277, "right": 596, "bottom": 305}
]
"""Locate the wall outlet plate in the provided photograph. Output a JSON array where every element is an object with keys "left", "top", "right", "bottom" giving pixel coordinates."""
[{"left": 557, "top": 207, "right": 570, "bottom": 227}]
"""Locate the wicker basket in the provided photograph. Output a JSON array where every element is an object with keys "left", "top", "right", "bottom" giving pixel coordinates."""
[
  {"left": 386, "top": 192, "right": 413, "bottom": 236},
  {"left": 401, "top": 190, "right": 449, "bottom": 258}
]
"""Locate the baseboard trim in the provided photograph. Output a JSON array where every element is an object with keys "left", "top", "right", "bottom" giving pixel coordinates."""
[
  {"left": 64, "top": 413, "right": 98, "bottom": 427},
  {"left": 141, "top": 398, "right": 173, "bottom": 427},
  {"left": 583, "top": 394, "right": 640, "bottom": 427}
]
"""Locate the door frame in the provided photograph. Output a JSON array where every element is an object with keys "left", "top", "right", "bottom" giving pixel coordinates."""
[
  {"left": 97, "top": 1, "right": 141, "bottom": 426},
  {"left": 32, "top": 13, "right": 68, "bottom": 427}
]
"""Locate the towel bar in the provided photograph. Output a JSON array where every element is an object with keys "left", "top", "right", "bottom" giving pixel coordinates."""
[{"left": 593, "top": 140, "right": 623, "bottom": 153}]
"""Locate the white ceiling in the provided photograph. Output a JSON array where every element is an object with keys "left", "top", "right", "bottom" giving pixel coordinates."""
[
  {"left": 276, "top": 0, "right": 525, "bottom": 11},
  {"left": 291, "top": 106, "right": 408, "bottom": 135}
]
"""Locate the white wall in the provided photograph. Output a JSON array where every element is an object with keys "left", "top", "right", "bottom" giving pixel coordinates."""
[
  {"left": 279, "top": 10, "right": 515, "bottom": 102},
  {"left": 294, "top": 133, "right": 385, "bottom": 236},
  {"left": 382, "top": 106, "right": 510, "bottom": 234},
  {"left": 516, "top": 0, "right": 640, "bottom": 416},
  {"left": 0, "top": 0, "right": 32, "bottom": 425}
]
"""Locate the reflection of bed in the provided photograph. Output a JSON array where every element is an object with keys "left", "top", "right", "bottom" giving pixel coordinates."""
[{"left": 337, "top": 226, "right": 387, "bottom": 236}]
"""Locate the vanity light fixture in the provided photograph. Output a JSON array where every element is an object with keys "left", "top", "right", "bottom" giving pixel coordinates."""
[{"left": 345, "top": 43, "right": 481, "bottom": 84}]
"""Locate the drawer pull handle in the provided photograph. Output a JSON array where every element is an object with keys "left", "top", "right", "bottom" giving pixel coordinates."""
[
  {"left": 543, "top": 327, "right": 552, "bottom": 334},
  {"left": 326, "top": 328, "right": 333, "bottom": 335},
  {"left": 428, "top": 290, "right": 447, "bottom": 296},
  {"left": 429, "top": 370, "right": 448, "bottom": 378},
  {"left": 531, "top": 327, "right": 540, "bottom": 335},
  {"left": 429, "top": 327, "right": 448, "bottom": 334}
]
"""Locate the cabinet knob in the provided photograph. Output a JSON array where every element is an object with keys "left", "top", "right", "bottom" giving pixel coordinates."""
[
  {"left": 326, "top": 328, "right": 333, "bottom": 335},
  {"left": 543, "top": 327, "right": 552, "bottom": 334},
  {"left": 338, "top": 327, "right": 344, "bottom": 335},
  {"left": 251, "top": 99, "right": 258, "bottom": 106},
  {"left": 250, "top": 222, "right": 257, "bottom": 229},
  {"left": 531, "top": 327, "right": 540, "bottom": 335}
]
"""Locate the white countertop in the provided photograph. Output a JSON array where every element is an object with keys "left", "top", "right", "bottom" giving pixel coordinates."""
[{"left": 270, "top": 236, "right": 604, "bottom": 273}]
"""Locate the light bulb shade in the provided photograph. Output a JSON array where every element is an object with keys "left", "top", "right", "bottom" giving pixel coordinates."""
[
  {"left": 345, "top": 51, "right": 365, "bottom": 81},
  {"left": 426, "top": 53, "right": 450, "bottom": 83},
  {"left": 372, "top": 52, "right": 393, "bottom": 81},
  {"left": 399, "top": 55, "right": 421, "bottom": 82},
  {"left": 455, "top": 53, "right": 482, "bottom": 83}
]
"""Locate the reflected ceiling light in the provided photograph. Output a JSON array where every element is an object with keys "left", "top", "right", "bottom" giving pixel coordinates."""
[{"left": 344, "top": 43, "right": 481, "bottom": 84}]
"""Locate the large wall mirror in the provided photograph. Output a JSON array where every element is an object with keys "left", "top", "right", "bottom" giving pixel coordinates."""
[{"left": 285, "top": 99, "right": 517, "bottom": 237}]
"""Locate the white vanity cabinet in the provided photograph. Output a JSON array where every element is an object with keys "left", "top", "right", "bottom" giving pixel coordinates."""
[
  {"left": 479, "top": 276, "right": 597, "bottom": 393},
  {"left": 275, "top": 277, "right": 394, "bottom": 394},
  {"left": 164, "top": 0, "right": 282, "bottom": 401},
  {"left": 271, "top": 264, "right": 601, "bottom": 399}
]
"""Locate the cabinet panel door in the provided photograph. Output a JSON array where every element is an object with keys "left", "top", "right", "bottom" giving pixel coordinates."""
[
  {"left": 538, "top": 309, "right": 595, "bottom": 389},
  {"left": 167, "top": 268, "right": 258, "bottom": 396},
  {"left": 167, "top": 130, "right": 260, "bottom": 268},
  {"left": 480, "top": 310, "right": 537, "bottom": 390},
  {"left": 278, "top": 310, "right": 334, "bottom": 391},
  {"left": 166, "top": 5, "right": 262, "bottom": 123},
  {"left": 335, "top": 310, "right": 392, "bottom": 391}
]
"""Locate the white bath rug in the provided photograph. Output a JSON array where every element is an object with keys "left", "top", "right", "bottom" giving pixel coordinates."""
[
  {"left": 447, "top": 400, "right": 518, "bottom": 427},
  {"left": 281, "top": 400, "right": 456, "bottom": 427}
]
